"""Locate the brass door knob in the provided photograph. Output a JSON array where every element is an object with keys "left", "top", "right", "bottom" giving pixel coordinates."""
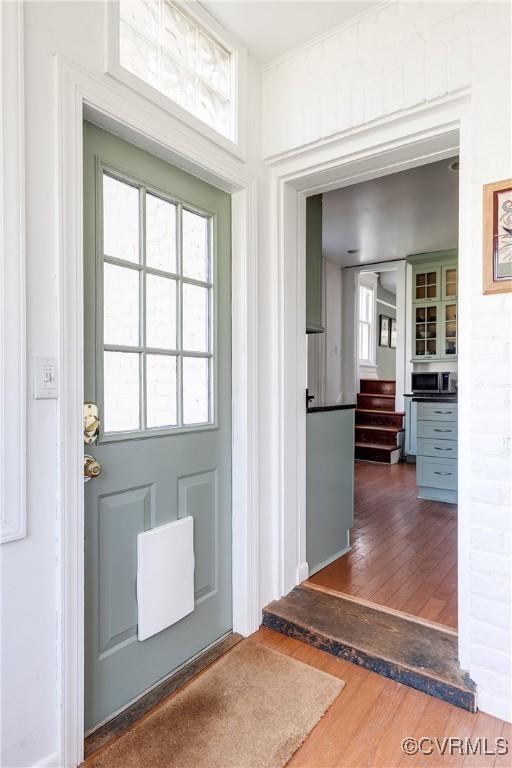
[{"left": 84, "top": 454, "right": 102, "bottom": 480}]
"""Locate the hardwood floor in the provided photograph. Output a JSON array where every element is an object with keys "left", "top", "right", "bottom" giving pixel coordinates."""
[
  {"left": 251, "top": 627, "right": 510, "bottom": 768},
  {"left": 307, "top": 461, "right": 458, "bottom": 629}
]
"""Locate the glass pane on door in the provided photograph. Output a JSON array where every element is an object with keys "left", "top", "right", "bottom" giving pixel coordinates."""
[
  {"left": 103, "top": 351, "right": 140, "bottom": 432},
  {"left": 103, "top": 174, "right": 140, "bottom": 263},
  {"left": 104, "top": 263, "right": 140, "bottom": 346},
  {"left": 183, "top": 209, "right": 209, "bottom": 281},
  {"left": 183, "top": 357, "right": 209, "bottom": 424},
  {"left": 146, "top": 274, "right": 177, "bottom": 350},
  {"left": 146, "top": 194, "right": 177, "bottom": 273},
  {"left": 146, "top": 354, "right": 177, "bottom": 427}
]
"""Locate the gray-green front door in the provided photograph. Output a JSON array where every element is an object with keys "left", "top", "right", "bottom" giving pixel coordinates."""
[{"left": 83, "top": 122, "right": 232, "bottom": 731}]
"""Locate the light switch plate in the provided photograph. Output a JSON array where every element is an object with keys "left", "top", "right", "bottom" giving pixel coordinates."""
[{"left": 33, "top": 356, "right": 58, "bottom": 399}]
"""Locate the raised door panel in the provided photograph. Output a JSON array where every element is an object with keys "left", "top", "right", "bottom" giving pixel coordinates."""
[
  {"left": 98, "top": 486, "right": 155, "bottom": 658},
  {"left": 178, "top": 470, "right": 218, "bottom": 603}
]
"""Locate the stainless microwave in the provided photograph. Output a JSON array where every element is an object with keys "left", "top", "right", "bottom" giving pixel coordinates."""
[{"left": 411, "top": 372, "right": 457, "bottom": 394}]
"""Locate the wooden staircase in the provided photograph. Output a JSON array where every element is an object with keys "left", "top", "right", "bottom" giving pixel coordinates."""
[{"left": 355, "top": 380, "right": 404, "bottom": 463}]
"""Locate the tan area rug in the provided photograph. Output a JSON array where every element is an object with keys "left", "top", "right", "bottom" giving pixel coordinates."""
[{"left": 87, "top": 639, "right": 344, "bottom": 768}]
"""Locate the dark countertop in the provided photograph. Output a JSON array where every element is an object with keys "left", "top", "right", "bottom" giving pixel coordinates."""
[
  {"left": 307, "top": 402, "right": 357, "bottom": 413},
  {"left": 404, "top": 393, "right": 458, "bottom": 403}
]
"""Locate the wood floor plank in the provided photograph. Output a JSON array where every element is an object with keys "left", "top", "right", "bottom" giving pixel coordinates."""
[
  {"left": 250, "top": 628, "right": 504, "bottom": 768},
  {"left": 307, "top": 462, "right": 458, "bottom": 629}
]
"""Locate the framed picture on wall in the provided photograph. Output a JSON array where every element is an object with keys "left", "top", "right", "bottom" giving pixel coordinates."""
[
  {"left": 390, "top": 318, "right": 397, "bottom": 348},
  {"left": 379, "top": 315, "right": 390, "bottom": 347},
  {"left": 483, "top": 178, "right": 512, "bottom": 294}
]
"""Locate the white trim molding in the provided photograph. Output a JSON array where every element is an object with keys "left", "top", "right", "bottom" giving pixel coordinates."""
[
  {"left": 0, "top": 0, "right": 26, "bottom": 543},
  {"left": 264, "top": 95, "right": 466, "bottom": 632},
  {"left": 55, "top": 57, "right": 258, "bottom": 767}
]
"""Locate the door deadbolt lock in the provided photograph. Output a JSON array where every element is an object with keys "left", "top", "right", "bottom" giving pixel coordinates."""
[
  {"left": 84, "top": 402, "right": 100, "bottom": 444},
  {"left": 84, "top": 454, "right": 102, "bottom": 481}
]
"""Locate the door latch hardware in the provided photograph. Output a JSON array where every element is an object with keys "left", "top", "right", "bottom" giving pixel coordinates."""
[
  {"left": 84, "top": 402, "right": 100, "bottom": 444},
  {"left": 84, "top": 454, "right": 102, "bottom": 481}
]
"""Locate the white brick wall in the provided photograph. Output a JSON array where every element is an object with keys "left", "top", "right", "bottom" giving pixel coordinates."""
[{"left": 262, "top": 0, "right": 512, "bottom": 722}]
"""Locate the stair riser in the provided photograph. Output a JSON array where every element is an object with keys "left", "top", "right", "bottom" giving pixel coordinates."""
[
  {"left": 262, "top": 611, "right": 476, "bottom": 712},
  {"left": 356, "top": 412, "right": 404, "bottom": 428},
  {"left": 355, "top": 428, "right": 399, "bottom": 446},
  {"left": 360, "top": 380, "right": 396, "bottom": 396},
  {"left": 357, "top": 394, "right": 395, "bottom": 411},
  {"left": 355, "top": 445, "right": 399, "bottom": 463}
]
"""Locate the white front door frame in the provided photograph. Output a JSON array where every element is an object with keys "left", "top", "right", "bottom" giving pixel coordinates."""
[
  {"left": 56, "top": 58, "right": 259, "bottom": 768},
  {"left": 266, "top": 94, "right": 469, "bottom": 659}
]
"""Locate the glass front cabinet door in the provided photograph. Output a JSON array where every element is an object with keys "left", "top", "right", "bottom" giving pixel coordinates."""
[
  {"left": 442, "top": 264, "right": 457, "bottom": 300},
  {"left": 414, "top": 303, "right": 439, "bottom": 359},
  {"left": 442, "top": 301, "right": 457, "bottom": 358},
  {"left": 414, "top": 266, "right": 440, "bottom": 303}
]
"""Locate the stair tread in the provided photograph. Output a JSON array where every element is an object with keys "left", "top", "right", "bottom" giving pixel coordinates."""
[
  {"left": 358, "top": 393, "right": 395, "bottom": 398},
  {"left": 356, "top": 408, "right": 405, "bottom": 416},
  {"left": 355, "top": 424, "right": 404, "bottom": 433},
  {"left": 263, "top": 586, "right": 476, "bottom": 711},
  {"left": 355, "top": 442, "right": 400, "bottom": 451}
]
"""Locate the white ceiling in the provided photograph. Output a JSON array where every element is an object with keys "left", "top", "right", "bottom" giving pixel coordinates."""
[
  {"left": 201, "top": 1, "right": 379, "bottom": 63},
  {"left": 322, "top": 157, "right": 460, "bottom": 268}
]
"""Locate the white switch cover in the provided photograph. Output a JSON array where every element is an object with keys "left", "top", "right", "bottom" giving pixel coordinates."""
[{"left": 33, "top": 356, "right": 58, "bottom": 399}]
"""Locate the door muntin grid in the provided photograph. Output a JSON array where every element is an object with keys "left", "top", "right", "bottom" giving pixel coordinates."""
[{"left": 97, "top": 164, "right": 215, "bottom": 440}]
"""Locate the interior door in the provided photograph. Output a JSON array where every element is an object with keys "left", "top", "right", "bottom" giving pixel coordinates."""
[{"left": 83, "top": 122, "right": 232, "bottom": 732}]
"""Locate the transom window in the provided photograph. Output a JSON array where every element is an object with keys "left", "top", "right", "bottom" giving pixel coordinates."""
[
  {"left": 101, "top": 170, "right": 213, "bottom": 435},
  {"left": 119, "top": 0, "right": 235, "bottom": 140}
]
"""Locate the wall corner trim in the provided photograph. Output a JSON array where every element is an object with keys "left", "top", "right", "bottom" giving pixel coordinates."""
[{"left": 0, "top": 0, "right": 26, "bottom": 544}]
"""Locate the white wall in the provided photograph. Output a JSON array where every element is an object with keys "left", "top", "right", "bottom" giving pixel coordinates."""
[
  {"left": 262, "top": 0, "right": 512, "bottom": 721},
  {"left": 306, "top": 259, "right": 342, "bottom": 406},
  {"left": 376, "top": 281, "right": 396, "bottom": 381},
  {"left": 324, "top": 259, "right": 343, "bottom": 404},
  {"left": 0, "top": 3, "right": 263, "bottom": 767}
]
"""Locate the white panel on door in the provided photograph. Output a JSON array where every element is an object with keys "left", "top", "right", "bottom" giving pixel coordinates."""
[{"left": 137, "top": 516, "right": 195, "bottom": 641}]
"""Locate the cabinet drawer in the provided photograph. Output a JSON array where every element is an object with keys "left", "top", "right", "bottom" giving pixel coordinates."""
[
  {"left": 417, "top": 437, "right": 458, "bottom": 459},
  {"left": 417, "top": 421, "right": 457, "bottom": 440},
  {"left": 417, "top": 402, "right": 458, "bottom": 422},
  {"left": 417, "top": 457, "right": 457, "bottom": 491}
]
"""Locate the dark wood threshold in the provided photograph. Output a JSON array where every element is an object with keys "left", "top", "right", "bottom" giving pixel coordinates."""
[
  {"left": 263, "top": 586, "right": 476, "bottom": 712},
  {"left": 302, "top": 581, "right": 458, "bottom": 636},
  {"left": 84, "top": 632, "right": 242, "bottom": 758}
]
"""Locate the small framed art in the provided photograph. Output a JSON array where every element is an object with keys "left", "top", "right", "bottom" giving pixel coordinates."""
[
  {"left": 483, "top": 178, "right": 512, "bottom": 294},
  {"left": 379, "top": 315, "right": 390, "bottom": 347}
]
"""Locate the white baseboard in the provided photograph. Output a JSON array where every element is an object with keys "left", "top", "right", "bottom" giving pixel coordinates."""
[
  {"left": 308, "top": 544, "right": 351, "bottom": 577},
  {"left": 34, "top": 751, "right": 60, "bottom": 768},
  {"left": 297, "top": 560, "right": 309, "bottom": 584}
]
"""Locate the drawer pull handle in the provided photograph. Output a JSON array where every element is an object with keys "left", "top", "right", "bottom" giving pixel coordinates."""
[
  {"left": 434, "top": 471, "right": 453, "bottom": 476},
  {"left": 434, "top": 447, "right": 453, "bottom": 451},
  {"left": 434, "top": 410, "right": 453, "bottom": 414},
  {"left": 434, "top": 428, "right": 452, "bottom": 433}
]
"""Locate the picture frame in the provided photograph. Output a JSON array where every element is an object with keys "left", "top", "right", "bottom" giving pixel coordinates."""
[
  {"left": 483, "top": 178, "right": 512, "bottom": 294},
  {"left": 379, "top": 315, "right": 390, "bottom": 347},
  {"left": 390, "top": 318, "right": 397, "bottom": 349}
]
